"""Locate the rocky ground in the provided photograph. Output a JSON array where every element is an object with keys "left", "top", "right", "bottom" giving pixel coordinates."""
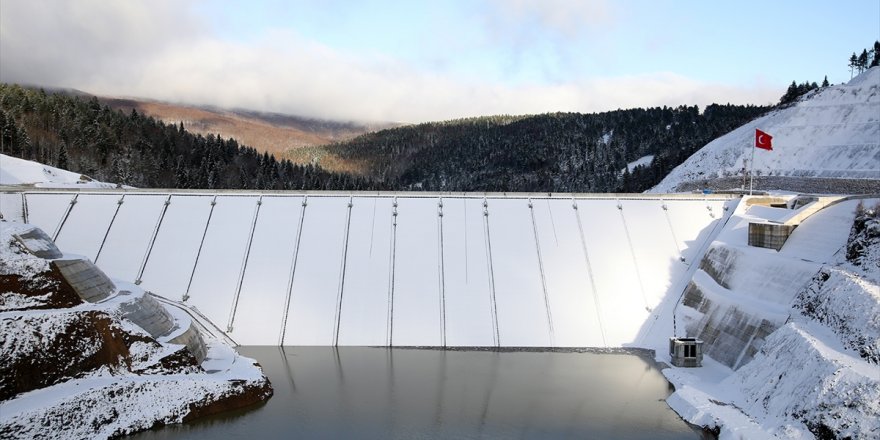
[{"left": 0, "top": 222, "right": 272, "bottom": 439}]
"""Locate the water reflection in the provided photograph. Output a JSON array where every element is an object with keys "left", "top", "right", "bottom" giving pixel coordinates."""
[{"left": 130, "top": 347, "right": 699, "bottom": 439}]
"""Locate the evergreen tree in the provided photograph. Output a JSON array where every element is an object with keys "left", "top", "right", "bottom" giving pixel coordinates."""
[
  {"left": 207, "top": 167, "right": 217, "bottom": 189},
  {"left": 0, "top": 111, "right": 14, "bottom": 154},
  {"left": 112, "top": 153, "right": 133, "bottom": 186},
  {"left": 16, "top": 124, "right": 31, "bottom": 159},
  {"left": 871, "top": 41, "right": 880, "bottom": 67},
  {"left": 57, "top": 143, "right": 69, "bottom": 170},
  {"left": 821, "top": 75, "right": 829, "bottom": 87},
  {"left": 850, "top": 53, "right": 858, "bottom": 77},
  {"left": 173, "top": 157, "right": 188, "bottom": 188},
  {"left": 621, "top": 166, "right": 632, "bottom": 192},
  {"left": 857, "top": 49, "right": 869, "bottom": 72},
  {"left": 780, "top": 80, "right": 813, "bottom": 105}
]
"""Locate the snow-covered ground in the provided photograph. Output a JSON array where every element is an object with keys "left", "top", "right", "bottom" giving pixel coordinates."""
[
  {"left": 0, "top": 222, "right": 272, "bottom": 439},
  {"left": 662, "top": 196, "right": 880, "bottom": 439},
  {"left": 622, "top": 154, "right": 654, "bottom": 175},
  {"left": 0, "top": 154, "right": 118, "bottom": 188},
  {"left": 652, "top": 67, "right": 880, "bottom": 193}
]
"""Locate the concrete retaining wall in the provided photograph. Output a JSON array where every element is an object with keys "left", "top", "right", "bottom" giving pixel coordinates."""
[
  {"left": 51, "top": 259, "right": 115, "bottom": 303},
  {"left": 11, "top": 224, "right": 210, "bottom": 364},
  {"left": 678, "top": 240, "right": 819, "bottom": 369},
  {"left": 168, "top": 323, "right": 207, "bottom": 363},
  {"left": 119, "top": 293, "right": 176, "bottom": 338},
  {"left": 680, "top": 280, "right": 780, "bottom": 369},
  {"left": 12, "top": 228, "right": 62, "bottom": 259}
]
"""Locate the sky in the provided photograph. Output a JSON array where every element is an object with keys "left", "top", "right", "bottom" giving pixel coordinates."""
[{"left": 1, "top": 0, "right": 878, "bottom": 123}]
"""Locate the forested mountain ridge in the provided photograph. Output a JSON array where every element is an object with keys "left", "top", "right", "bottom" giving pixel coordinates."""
[
  {"left": 0, "top": 84, "right": 381, "bottom": 190},
  {"left": 303, "top": 105, "right": 770, "bottom": 192},
  {"left": 1, "top": 82, "right": 768, "bottom": 193},
  {"left": 4, "top": 41, "right": 875, "bottom": 194}
]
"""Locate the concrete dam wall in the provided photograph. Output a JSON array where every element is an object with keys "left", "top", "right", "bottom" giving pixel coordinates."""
[{"left": 0, "top": 190, "right": 738, "bottom": 347}]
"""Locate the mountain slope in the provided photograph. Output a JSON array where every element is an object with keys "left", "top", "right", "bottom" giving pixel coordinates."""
[
  {"left": 652, "top": 67, "right": 880, "bottom": 193},
  {"left": 99, "top": 98, "right": 392, "bottom": 157},
  {"left": 307, "top": 104, "right": 769, "bottom": 192}
]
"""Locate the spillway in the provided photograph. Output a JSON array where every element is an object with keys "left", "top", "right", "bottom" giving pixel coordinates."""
[{"left": 0, "top": 189, "right": 738, "bottom": 347}]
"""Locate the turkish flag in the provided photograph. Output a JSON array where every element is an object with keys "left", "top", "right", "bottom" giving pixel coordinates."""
[{"left": 755, "top": 129, "right": 773, "bottom": 151}]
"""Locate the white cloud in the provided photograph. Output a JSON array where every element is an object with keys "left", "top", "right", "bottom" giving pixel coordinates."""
[
  {"left": 0, "top": 0, "right": 199, "bottom": 89},
  {"left": 487, "top": 0, "right": 615, "bottom": 38},
  {"left": 0, "top": 0, "right": 779, "bottom": 123}
]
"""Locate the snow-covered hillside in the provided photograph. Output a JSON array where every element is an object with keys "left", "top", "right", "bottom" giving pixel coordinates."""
[
  {"left": 664, "top": 197, "right": 880, "bottom": 439},
  {"left": 0, "top": 154, "right": 117, "bottom": 188},
  {"left": 652, "top": 68, "right": 880, "bottom": 193}
]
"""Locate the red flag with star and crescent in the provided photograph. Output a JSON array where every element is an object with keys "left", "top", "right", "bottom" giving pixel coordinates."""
[{"left": 755, "top": 129, "right": 773, "bottom": 151}]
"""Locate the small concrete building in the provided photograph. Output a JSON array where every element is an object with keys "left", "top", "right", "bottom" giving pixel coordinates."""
[{"left": 669, "top": 337, "right": 703, "bottom": 367}]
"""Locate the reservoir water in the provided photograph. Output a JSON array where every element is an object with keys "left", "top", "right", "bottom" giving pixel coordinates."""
[{"left": 131, "top": 347, "right": 702, "bottom": 439}]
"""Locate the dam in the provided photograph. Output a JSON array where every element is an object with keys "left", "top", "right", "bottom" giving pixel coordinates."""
[{"left": 0, "top": 189, "right": 737, "bottom": 348}]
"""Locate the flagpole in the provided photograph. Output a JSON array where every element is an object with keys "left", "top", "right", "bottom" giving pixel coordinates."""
[
  {"left": 751, "top": 129, "right": 773, "bottom": 194},
  {"left": 749, "top": 140, "right": 755, "bottom": 195}
]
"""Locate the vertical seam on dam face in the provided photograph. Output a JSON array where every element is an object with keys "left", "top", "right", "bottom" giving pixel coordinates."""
[
  {"left": 279, "top": 196, "right": 308, "bottom": 346},
  {"left": 94, "top": 195, "right": 124, "bottom": 265},
  {"left": 368, "top": 197, "right": 377, "bottom": 257},
  {"left": 618, "top": 199, "right": 650, "bottom": 312},
  {"left": 463, "top": 198, "right": 468, "bottom": 283},
  {"left": 545, "top": 198, "right": 560, "bottom": 246},
  {"left": 227, "top": 196, "right": 263, "bottom": 333},
  {"left": 483, "top": 198, "right": 500, "bottom": 347},
  {"left": 573, "top": 199, "right": 608, "bottom": 348},
  {"left": 387, "top": 198, "right": 398, "bottom": 347},
  {"left": 333, "top": 196, "right": 354, "bottom": 346},
  {"left": 136, "top": 194, "right": 171, "bottom": 285},
  {"left": 184, "top": 195, "right": 217, "bottom": 302},
  {"left": 529, "top": 198, "right": 555, "bottom": 346},
  {"left": 660, "top": 198, "right": 683, "bottom": 257},
  {"left": 438, "top": 197, "right": 447, "bottom": 348},
  {"left": 52, "top": 193, "right": 78, "bottom": 242}
]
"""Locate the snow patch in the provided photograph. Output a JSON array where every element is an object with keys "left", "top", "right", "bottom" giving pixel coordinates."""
[
  {"left": 0, "top": 222, "right": 50, "bottom": 277},
  {"left": 621, "top": 154, "right": 654, "bottom": 175},
  {"left": 0, "top": 291, "right": 51, "bottom": 312},
  {"left": 0, "top": 153, "right": 118, "bottom": 188}
]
